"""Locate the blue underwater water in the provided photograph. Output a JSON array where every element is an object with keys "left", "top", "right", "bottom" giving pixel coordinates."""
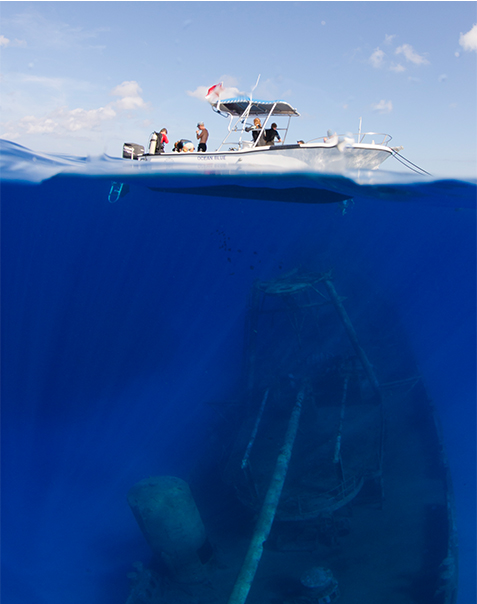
[{"left": 1, "top": 140, "right": 476, "bottom": 604}]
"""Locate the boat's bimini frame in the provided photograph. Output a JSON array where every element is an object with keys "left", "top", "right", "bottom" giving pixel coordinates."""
[{"left": 212, "top": 98, "right": 300, "bottom": 151}]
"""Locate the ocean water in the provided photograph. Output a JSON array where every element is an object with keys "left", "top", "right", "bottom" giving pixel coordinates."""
[{"left": 1, "top": 140, "right": 475, "bottom": 604}]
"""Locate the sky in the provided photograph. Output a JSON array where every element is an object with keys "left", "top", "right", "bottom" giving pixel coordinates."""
[{"left": 1, "top": 1, "right": 476, "bottom": 178}]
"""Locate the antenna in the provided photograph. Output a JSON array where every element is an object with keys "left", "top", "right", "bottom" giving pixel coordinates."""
[
  {"left": 243, "top": 75, "right": 261, "bottom": 125},
  {"left": 250, "top": 74, "right": 261, "bottom": 102}
]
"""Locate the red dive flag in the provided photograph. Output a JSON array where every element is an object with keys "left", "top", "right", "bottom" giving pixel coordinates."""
[{"left": 205, "top": 82, "right": 224, "bottom": 103}]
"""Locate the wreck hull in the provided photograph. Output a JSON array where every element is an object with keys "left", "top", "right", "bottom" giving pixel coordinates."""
[{"left": 125, "top": 272, "right": 457, "bottom": 604}]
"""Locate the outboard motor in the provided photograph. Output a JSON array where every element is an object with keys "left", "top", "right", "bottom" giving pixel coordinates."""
[{"left": 123, "top": 142, "right": 144, "bottom": 160}]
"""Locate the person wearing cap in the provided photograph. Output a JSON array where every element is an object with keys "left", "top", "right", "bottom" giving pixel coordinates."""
[{"left": 196, "top": 122, "right": 209, "bottom": 152}]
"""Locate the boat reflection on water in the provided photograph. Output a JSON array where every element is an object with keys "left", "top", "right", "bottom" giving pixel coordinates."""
[{"left": 124, "top": 269, "right": 458, "bottom": 604}]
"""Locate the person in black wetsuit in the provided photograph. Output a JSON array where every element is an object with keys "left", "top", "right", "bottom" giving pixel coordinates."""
[{"left": 265, "top": 123, "right": 281, "bottom": 145}]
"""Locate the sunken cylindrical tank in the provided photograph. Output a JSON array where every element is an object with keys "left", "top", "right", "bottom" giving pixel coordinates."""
[{"left": 127, "top": 476, "right": 207, "bottom": 584}]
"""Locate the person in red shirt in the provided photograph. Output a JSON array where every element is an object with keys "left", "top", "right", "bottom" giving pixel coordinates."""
[{"left": 158, "top": 128, "right": 169, "bottom": 153}]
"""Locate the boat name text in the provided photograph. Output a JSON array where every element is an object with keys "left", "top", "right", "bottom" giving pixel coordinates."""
[{"left": 197, "top": 155, "right": 227, "bottom": 161}]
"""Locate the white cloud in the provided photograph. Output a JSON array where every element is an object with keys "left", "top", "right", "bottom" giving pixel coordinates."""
[
  {"left": 0, "top": 35, "right": 26, "bottom": 49},
  {"left": 111, "top": 81, "right": 146, "bottom": 110},
  {"left": 459, "top": 24, "right": 477, "bottom": 52},
  {"left": 369, "top": 39, "right": 427, "bottom": 72},
  {"left": 20, "top": 74, "right": 71, "bottom": 90},
  {"left": 395, "top": 44, "right": 429, "bottom": 65},
  {"left": 17, "top": 115, "right": 57, "bottom": 134},
  {"left": 63, "top": 105, "right": 117, "bottom": 132},
  {"left": 389, "top": 63, "right": 406, "bottom": 73},
  {"left": 11, "top": 37, "right": 27, "bottom": 48},
  {"left": 372, "top": 100, "right": 393, "bottom": 114},
  {"left": 369, "top": 48, "right": 385, "bottom": 68},
  {"left": 188, "top": 82, "right": 242, "bottom": 102},
  {"left": 188, "top": 86, "right": 214, "bottom": 101},
  {"left": 10, "top": 105, "right": 117, "bottom": 135},
  {"left": 3, "top": 11, "right": 105, "bottom": 50},
  {"left": 1, "top": 80, "right": 147, "bottom": 140}
]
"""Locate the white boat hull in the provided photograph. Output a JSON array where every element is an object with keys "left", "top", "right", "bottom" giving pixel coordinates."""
[{"left": 138, "top": 142, "right": 392, "bottom": 173}]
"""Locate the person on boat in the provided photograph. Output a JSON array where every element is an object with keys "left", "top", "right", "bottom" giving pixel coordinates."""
[
  {"left": 173, "top": 139, "right": 193, "bottom": 152},
  {"left": 155, "top": 128, "right": 169, "bottom": 155},
  {"left": 156, "top": 128, "right": 169, "bottom": 153},
  {"left": 149, "top": 128, "right": 169, "bottom": 154},
  {"left": 196, "top": 122, "right": 209, "bottom": 152},
  {"left": 265, "top": 123, "right": 281, "bottom": 145},
  {"left": 161, "top": 128, "right": 169, "bottom": 147},
  {"left": 246, "top": 118, "right": 266, "bottom": 146}
]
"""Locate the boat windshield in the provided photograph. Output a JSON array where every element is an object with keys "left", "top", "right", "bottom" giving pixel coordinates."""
[{"left": 212, "top": 97, "right": 300, "bottom": 151}]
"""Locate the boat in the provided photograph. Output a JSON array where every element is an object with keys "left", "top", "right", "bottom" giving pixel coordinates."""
[
  {"left": 123, "top": 269, "right": 458, "bottom": 604},
  {"left": 122, "top": 96, "right": 400, "bottom": 173}
]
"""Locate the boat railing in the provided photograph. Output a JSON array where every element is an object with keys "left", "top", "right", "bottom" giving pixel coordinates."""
[
  {"left": 217, "top": 101, "right": 293, "bottom": 151},
  {"left": 281, "top": 474, "right": 365, "bottom": 520},
  {"left": 218, "top": 125, "right": 291, "bottom": 151},
  {"left": 221, "top": 130, "right": 392, "bottom": 151},
  {"left": 319, "top": 474, "right": 364, "bottom": 508},
  {"left": 307, "top": 132, "right": 392, "bottom": 146}
]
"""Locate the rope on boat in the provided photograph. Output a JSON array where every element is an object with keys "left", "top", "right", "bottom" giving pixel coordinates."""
[
  {"left": 227, "top": 386, "right": 306, "bottom": 604},
  {"left": 391, "top": 150, "right": 431, "bottom": 176}
]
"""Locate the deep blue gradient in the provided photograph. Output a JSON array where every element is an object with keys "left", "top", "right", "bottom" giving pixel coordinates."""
[{"left": 1, "top": 149, "right": 476, "bottom": 603}]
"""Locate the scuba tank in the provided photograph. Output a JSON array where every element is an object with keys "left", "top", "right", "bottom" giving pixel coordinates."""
[{"left": 149, "top": 132, "right": 158, "bottom": 155}]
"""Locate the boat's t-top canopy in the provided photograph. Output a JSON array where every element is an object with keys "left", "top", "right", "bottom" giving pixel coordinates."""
[
  {"left": 213, "top": 98, "right": 300, "bottom": 117},
  {"left": 212, "top": 97, "right": 300, "bottom": 150}
]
